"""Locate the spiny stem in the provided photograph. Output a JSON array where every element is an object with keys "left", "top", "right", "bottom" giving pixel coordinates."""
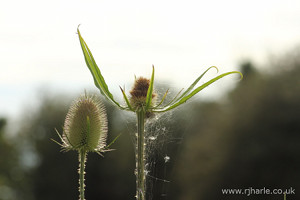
[
  {"left": 136, "top": 110, "right": 146, "bottom": 200},
  {"left": 79, "top": 149, "right": 87, "bottom": 200}
]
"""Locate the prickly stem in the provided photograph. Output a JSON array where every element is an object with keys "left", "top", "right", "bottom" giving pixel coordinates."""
[
  {"left": 79, "top": 149, "right": 87, "bottom": 200},
  {"left": 136, "top": 110, "right": 146, "bottom": 200}
]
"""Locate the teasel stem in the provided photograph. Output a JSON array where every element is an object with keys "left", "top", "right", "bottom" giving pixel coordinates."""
[
  {"left": 79, "top": 149, "right": 87, "bottom": 200},
  {"left": 136, "top": 109, "right": 146, "bottom": 200}
]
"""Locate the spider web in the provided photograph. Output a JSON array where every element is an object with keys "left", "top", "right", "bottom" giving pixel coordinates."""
[
  {"left": 144, "top": 111, "right": 174, "bottom": 200},
  {"left": 130, "top": 108, "right": 184, "bottom": 200},
  {"left": 119, "top": 85, "right": 191, "bottom": 199}
]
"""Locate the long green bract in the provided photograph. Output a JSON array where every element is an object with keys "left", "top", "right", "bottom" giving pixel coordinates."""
[
  {"left": 159, "top": 88, "right": 184, "bottom": 108},
  {"left": 155, "top": 71, "right": 243, "bottom": 112},
  {"left": 176, "top": 66, "right": 218, "bottom": 101},
  {"left": 154, "top": 89, "right": 169, "bottom": 108},
  {"left": 77, "top": 28, "right": 125, "bottom": 109},
  {"left": 156, "top": 66, "right": 217, "bottom": 109},
  {"left": 120, "top": 86, "right": 134, "bottom": 111},
  {"left": 145, "top": 65, "right": 155, "bottom": 110}
]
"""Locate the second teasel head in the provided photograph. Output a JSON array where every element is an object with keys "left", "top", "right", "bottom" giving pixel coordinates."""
[
  {"left": 62, "top": 94, "right": 108, "bottom": 153},
  {"left": 129, "top": 77, "right": 157, "bottom": 111}
]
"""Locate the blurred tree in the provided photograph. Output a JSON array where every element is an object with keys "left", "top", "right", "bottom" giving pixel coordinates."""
[
  {"left": 171, "top": 51, "right": 300, "bottom": 200},
  {"left": 0, "top": 118, "right": 15, "bottom": 200},
  {"left": 0, "top": 117, "right": 32, "bottom": 200}
]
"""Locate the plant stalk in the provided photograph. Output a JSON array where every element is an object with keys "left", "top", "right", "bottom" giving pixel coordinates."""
[
  {"left": 136, "top": 110, "right": 146, "bottom": 200},
  {"left": 79, "top": 149, "right": 87, "bottom": 200}
]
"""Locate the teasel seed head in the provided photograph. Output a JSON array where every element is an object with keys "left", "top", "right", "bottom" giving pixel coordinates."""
[
  {"left": 129, "top": 77, "right": 157, "bottom": 111},
  {"left": 62, "top": 94, "right": 107, "bottom": 153}
]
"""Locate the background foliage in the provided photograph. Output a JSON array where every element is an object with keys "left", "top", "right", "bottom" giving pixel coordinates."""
[{"left": 0, "top": 49, "right": 299, "bottom": 200}]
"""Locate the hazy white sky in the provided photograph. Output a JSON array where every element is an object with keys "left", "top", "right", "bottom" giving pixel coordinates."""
[{"left": 1, "top": 0, "right": 300, "bottom": 118}]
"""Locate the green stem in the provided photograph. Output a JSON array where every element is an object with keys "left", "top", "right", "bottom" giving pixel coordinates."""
[
  {"left": 79, "top": 149, "right": 87, "bottom": 200},
  {"left": 136, "top": 110, "right": 146, "bottom": 200}
]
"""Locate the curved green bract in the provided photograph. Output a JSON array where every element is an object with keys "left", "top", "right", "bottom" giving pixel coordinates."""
[
  {"left": 77, "top": 28, "right": 126, "bottom": 110},
  {"left": 154, "top": 71, "right": 243, "bottom": 112},
  {"left": 176, "top": 66, "right": 218, "bottom": 101}
]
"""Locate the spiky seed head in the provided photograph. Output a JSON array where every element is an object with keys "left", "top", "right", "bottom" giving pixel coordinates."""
[
  {"left": 63, "top": 95, "right": 107, "bottom": 152},
  {"left": 129, "top": 77, "right": 156, "bottom": 110}
]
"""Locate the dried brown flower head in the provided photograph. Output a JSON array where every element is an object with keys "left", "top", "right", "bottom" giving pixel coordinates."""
[{"left": 129, "top": 77, "right": 157, "bottom": 110}]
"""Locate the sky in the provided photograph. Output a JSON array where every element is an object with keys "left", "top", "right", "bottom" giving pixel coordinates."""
[{"left": 1, "top": 0, "right": 300, "bottom": 119}]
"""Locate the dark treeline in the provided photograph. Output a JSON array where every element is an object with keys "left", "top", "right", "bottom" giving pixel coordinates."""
[{"left": 0, "top": 48, "right": 299, "bottom": 200}]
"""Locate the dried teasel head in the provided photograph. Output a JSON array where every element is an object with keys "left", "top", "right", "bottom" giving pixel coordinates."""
[
  {"left": 129, "top": 77, "right": 157, "bottom": 111},
  {"left": 61, "top": 94, "right": 107, "bottom": 153}
]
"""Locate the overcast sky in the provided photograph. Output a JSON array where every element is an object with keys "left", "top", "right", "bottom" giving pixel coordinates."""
[{"left": 1, "top": 0, "right": 300, "bottom": 118}]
